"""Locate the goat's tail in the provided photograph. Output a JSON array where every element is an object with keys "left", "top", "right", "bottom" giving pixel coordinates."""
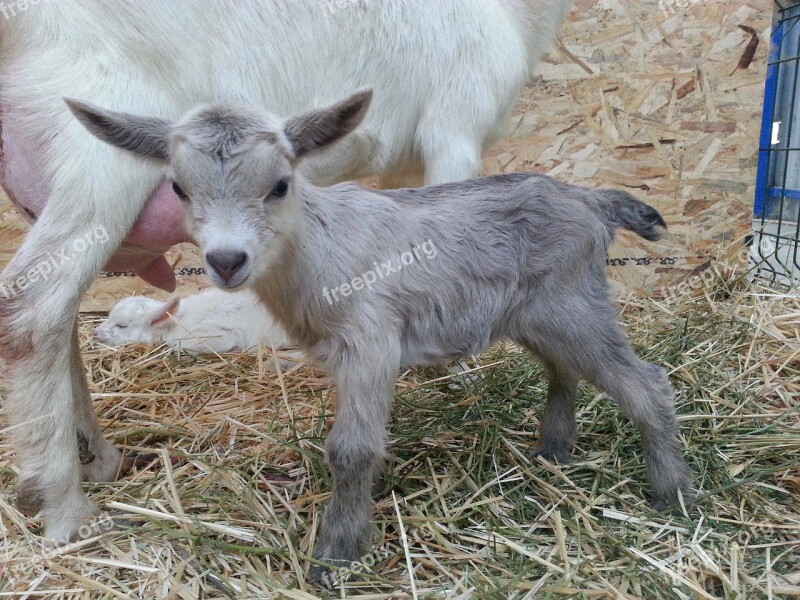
[{"left": 599, "top": 190, "right": 668, "bottom": 241}]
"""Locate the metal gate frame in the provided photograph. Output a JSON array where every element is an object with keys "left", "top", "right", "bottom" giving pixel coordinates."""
[{"left": 753, "top": 0, "right": 800, "bottom": 286}]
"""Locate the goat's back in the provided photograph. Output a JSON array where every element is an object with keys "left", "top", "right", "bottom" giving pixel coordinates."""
[{"left": 266, "top": 174, "right": 655, "bottom": 367}]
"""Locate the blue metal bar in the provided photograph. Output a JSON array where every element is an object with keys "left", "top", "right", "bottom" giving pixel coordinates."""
[
  {"left": 774, "top": 19, "right": 800, "bottom": 235},
  {"left": 769, "top": 186, "right": 800, "bottom": 200},
  {"left": 776, "top": 3, "right": 800, "bottom": 23},
  {"left": 768, "top": 53, "right": 800, "bottom": 67},
  {"left": 755, "top": 18, "right": 785, "bottom": 218}
]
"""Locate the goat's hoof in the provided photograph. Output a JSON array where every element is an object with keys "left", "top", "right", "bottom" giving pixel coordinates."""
[
  {"left": 650, "top": 489, "right": 695, "bottom": 515},
  {"left": 530, "top": 445, "right": 573, "bottom": 465},
  {"left": 119, "top": 451, "right": 159, "bottom": 476},
  {"left": 310, "top": 541, "right": 363, "bottom": 587},
  {"left": 15, "top": 480, "right": 44, "bottom": 517},
  {"left": 309, "top": 557, "right": 353, "bottom": 588},
  {"left": 81, "top": 439, "right": 126, "bottom": 483},
  {"left": 649, "top": 466, "right": 694, "bottom": 514},
  {"left": 651, "top": 498, "right": 677, "bottom": 514},
  {"left": 42, "top": 496, "right": 102, "bottom": 543},
  {"left": 308, "top": 563, "right": 335, "bottom": 587}
]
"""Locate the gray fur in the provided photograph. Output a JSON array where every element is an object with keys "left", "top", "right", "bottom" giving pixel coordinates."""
[
  {"left": 284, "top": 90, "right": 374, "bottom": 160},
  {"left": 65, "top": 99, "right": 173, "bottom": 161},
  {"left": 70, "top": 91, "right": 693, "bottom": 581}
]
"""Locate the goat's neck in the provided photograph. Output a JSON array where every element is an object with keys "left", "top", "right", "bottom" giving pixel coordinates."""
[{"left": 254, "top": 182, "right": 335, "bottom": 345}]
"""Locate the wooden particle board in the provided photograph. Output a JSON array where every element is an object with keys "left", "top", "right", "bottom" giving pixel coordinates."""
[
  {"left": 482, "top": 0, "right": 770, "bottom": 296},
  {"left": 0, "top": 0, "right": 771, "bottom": 311}
]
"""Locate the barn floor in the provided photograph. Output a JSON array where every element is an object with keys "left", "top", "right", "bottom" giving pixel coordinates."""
[{"left": 1, "top": 259, "right": 798, "bottom": 599}]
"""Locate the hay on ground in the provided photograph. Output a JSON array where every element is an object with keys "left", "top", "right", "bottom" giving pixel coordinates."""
[{"left": 1, "top": 247, "right": 798, "bottom": 599}]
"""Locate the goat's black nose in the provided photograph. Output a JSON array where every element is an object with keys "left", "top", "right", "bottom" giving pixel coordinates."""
[{"left": 206, "top": 250, "right": 248, "bottom": 282}]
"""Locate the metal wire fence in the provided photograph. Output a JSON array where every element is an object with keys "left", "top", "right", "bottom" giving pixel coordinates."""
[{"left": 753, "top": 0, "right": 800, "bottom": 285}]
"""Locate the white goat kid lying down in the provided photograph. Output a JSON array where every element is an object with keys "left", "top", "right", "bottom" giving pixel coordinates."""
[
  {"left": 94, "top": 289, "right": 298, "bottom": 358},
  {"left": 0, "top": 0, "right": 570, "bottom": 544},
  {"left": 69, "top": 90, "right": 693, "bottom": 581}
]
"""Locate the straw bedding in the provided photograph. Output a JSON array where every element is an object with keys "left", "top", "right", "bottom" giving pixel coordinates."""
[{"left": 1, "top": 252, "right": 798, "bottom": 598}]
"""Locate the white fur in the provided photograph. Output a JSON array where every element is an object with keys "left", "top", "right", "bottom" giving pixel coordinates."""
[
  {"left": 0, "top": 0, "right": 570, "bottom": 188},
  {"left": 94, "top": 289, "right": 297, "bottom": 355},
  {"left": 69, "top": 95, "right": 687, "bottom": 570}
]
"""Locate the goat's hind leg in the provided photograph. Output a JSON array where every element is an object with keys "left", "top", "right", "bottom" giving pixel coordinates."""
[
  {"left": 516, "top": 300, "right": 692, "bottom": 509},
  {"left": 419, "top": 129, "right": 483, "bottom": 185},
  {"left": 70, "top": 323, "right": 125, "bottom": 483},
  {"left": 416, "top": 98, "right": 485, "bottom": 184},
  {"left": 525, "top": 357, "right": 578, "bottom": 465}
]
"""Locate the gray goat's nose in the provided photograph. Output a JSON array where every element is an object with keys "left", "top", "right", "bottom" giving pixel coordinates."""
[{"left": 206, "top": 250, "right": 248, "bottom": 281}]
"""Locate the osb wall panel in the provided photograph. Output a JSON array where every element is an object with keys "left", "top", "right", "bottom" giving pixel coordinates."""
[
  {"left": 0, "top": 0, "right": 770, "bottom": 311},
  {"left": 483, "top": 0, "right": 769, "bottom": 296}
]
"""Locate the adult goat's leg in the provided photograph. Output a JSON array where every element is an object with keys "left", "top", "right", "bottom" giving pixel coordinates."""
[
  {"left": 0, "top": 129, "right": 163, "bottom": 540},
  {"left": 420, "top": 131, "right": 483, "bottom": 185},
  {"left": 70, "top": 322, "right": 125, "bottom": 483},
  {"left": 310, "top": 340, "right": 399, "bottom": 583},
  {"left": 416, "top": 84, "right": 503, "bottom": 184}
]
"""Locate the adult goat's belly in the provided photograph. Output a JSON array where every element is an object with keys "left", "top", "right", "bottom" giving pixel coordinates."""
[
  {"left": 0, "top": 105, "right": 48, "bottom": 223},
  {"left": 0, "top": 106, "right": 190, "bottom": 286}
]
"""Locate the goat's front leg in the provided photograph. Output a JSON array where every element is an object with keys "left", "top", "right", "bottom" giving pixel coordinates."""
[
  {"left": 70, "top": 323, "right": 125, "bottom": 483},
  {"left": 310, "top": 341, "right": 399, "bottom": 583},
  {"left": 0, "top": 125, "right": 163, "bottom": 541}
]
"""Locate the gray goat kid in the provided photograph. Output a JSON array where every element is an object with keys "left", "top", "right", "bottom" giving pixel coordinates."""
[{"left": 67, "top": 90, "right": 692, "bottom": 579}]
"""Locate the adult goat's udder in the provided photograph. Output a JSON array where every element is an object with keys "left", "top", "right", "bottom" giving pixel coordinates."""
[{"left": 0, "top": 104, "right": 192, "bottom": 292}]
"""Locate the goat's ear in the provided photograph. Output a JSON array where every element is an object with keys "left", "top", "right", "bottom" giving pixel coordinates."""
[
  {"left": 65, "top": 98, "right": 173, "bottom": 161},
  {"left": 283, "top": 89, "right": 372, "bottom": 160},
  {"left": 149, "top": 297, "right": 180, "bottom": 328}
]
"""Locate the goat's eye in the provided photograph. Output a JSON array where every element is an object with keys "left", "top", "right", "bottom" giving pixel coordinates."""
[
  {"left": 172, "top": 182, "right": 188, "bottom": 201},
  {"left": 270, "top": 179, "right": 290, "bottom": 198},
  {"left": 115, "top": 324, "right": 128, "bottom": 330}
]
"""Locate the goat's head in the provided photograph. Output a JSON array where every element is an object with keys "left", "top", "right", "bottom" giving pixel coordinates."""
[
  {"left": 66, "top": 90, "right": 373, "bottom": 290},
  {"left": 93, "top": 295, "right": 180, "bottom": 345}
]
